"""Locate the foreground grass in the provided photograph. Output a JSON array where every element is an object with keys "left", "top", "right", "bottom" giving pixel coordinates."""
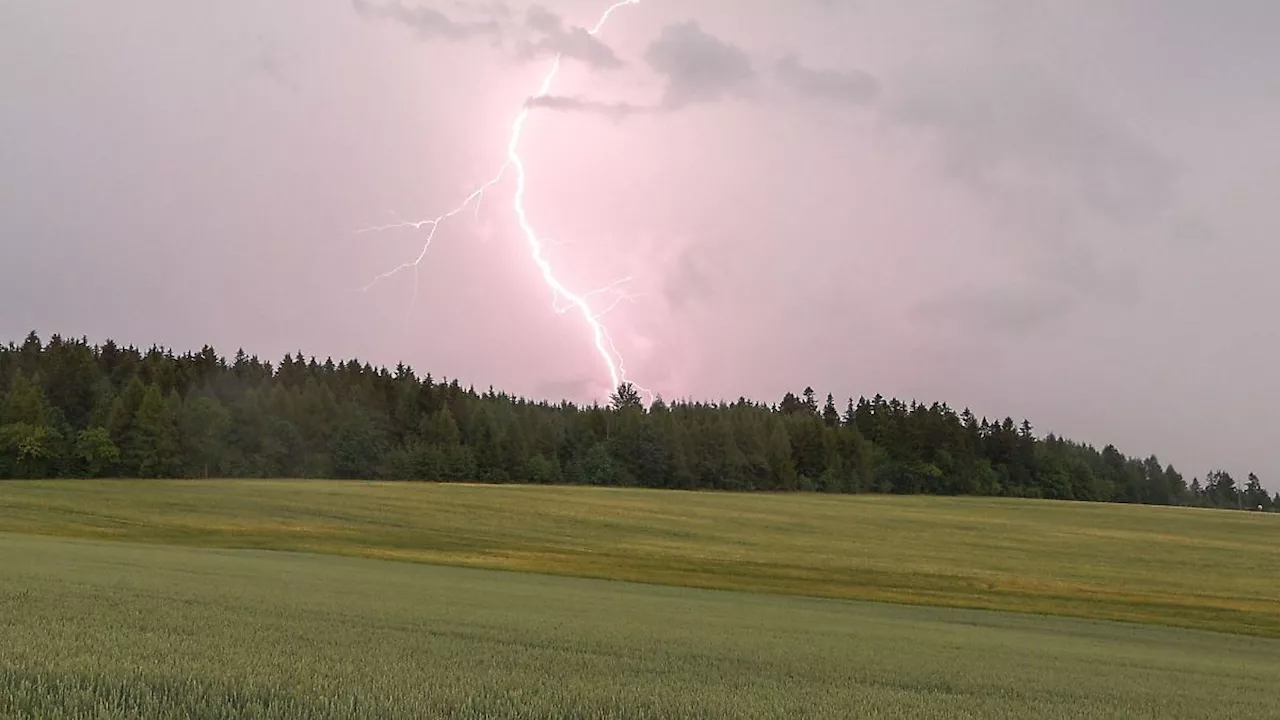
[
  {"left": 3, "top": 533, "right": 1279, "bottom": 719},
  {"left": 1, "top": 480, "right": 1278, "bottom": 637}
]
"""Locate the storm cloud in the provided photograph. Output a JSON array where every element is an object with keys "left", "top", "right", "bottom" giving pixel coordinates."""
[
  {"left": 351, "top": 0, "right": 502, "bottom": 41},
  {"left": 1, "top": 0, "right": 1277, "bottom": 490},
  {"left": 774, "top": 53, "right": 879, "bottom": 106},
  {"left": 528, "top": 20, "right": 755, "bottom": 117},
  {"left": 643, "top": 21, "right": 756, "bottom": 109},
  {"left": 519, "top": 5, "right": 623, "bottom": 69}
]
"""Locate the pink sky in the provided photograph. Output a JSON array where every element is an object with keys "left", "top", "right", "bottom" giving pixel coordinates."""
[{"left": 2, "top": 0, "right": 1278, "bottom": 488}]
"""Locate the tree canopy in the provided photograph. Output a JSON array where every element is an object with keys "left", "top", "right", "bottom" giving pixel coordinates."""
[{"left": 0, "top": 332, "right": 1271, "bottom": 512}]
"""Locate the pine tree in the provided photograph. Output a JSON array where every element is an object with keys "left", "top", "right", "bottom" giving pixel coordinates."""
[
  {"left": 126, "top": 383, "right": 181, "bottom": 478},
  {"left": 328, "top": 403, "right": 385, "bottom": 480},
  {"left": 107, "top": 376, "right": 147, "bottom": 453},
  {"left": 1206, "top": 470, "right": 1238, "bottom": 508},
  {"left": 822, "top": 393, "right": 840, "bottom": 428},
  {"left": 1, "top": 370, "right": 50, "bottom": 426},
  {"left": 609, "top": 382, "right": 643, "bottom": 411},
  {"left": 842, "top": 398, "right": 857, "bottom": 427},
  {"left": 180, "top": 395, "right": 232, "bottom": 478},
  {"left": 572, "top": 442, "right": 618, "bottom": 486},
  {"left": 765, "top": 416, "right": 797, "bottom": 490},
  {"left": 0, "top": 332, "right": 1248, "bottom": 510},
  {"left": 523, "top": 453, "right": 562, "bottom": 484},
  {"left": 420, "top": 406, "right": 461, "bottom": 446},
  {"left": 1244, "top": 473, "right": 1267, "bottom": 510}
]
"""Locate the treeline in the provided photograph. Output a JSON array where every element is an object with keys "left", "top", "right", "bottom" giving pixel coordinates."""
[{"left": 0, "top": 332, "right": 1274, "bottom": 511}]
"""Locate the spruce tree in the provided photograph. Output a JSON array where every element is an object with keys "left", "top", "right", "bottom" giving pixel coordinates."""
[{"left": 127, "top": 383, "right": 180, "bottom": 478}]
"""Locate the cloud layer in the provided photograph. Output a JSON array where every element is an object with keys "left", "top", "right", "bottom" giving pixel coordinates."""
[
  {"left": 519, "top": 5, "right": 622, "bottom": 69},
  {"left": 775, "top": 52, "right": 879, "bottom": 105},
  {"left": 351, "top": 0, "right": 502, "bottom": 41},
  {"left": 643, "top": 21, "right": 756, "bottom": 109},
  {"left": 3, "top": 0, "right": 1277, "bottom": 491}
]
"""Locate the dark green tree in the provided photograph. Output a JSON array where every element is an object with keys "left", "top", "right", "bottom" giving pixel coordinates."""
[
  {"left": 0, "top": 423, "right": 58, "bottom": 478},
  {"left": 570, "top": 442, "right": 618, "bottom": 486},
  {"left": 609, "top": 382, "right": 643, "bottom": 411},
  {"left": 1, "top": 370, "right": 50, "bottom": 426},
  {"left": 1244, "top": 473, "right": 1268, "bottom": 510},
  {"left": 821, "top": 394, "right": 840, "bottom": 428},
  {"left": 0, "top": 331, "right": 1260, "bottom": 513},
  {"left": 180, "top": 395, "right": 231, "bottom": 478},
  {"left": 328, "top": 404, "right": 385, "bottom": 480},
  {"left": 74, "top": 427, "right": 120, "bottom": 477},
  {"left": 126, "top": 384, "right": 181, "bottom": 478}
]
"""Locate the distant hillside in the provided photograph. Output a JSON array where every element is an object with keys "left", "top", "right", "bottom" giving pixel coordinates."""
[{"left": 0, "top": 331, "right": 1274, "bottom": 510}]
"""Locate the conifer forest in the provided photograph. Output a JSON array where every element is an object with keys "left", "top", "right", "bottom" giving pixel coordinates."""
[{"left": 1, "top": 332, "right": 1274, "bottom": 511}]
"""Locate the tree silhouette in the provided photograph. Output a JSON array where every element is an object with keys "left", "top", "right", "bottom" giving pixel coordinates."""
[{"left": 0, "top": 331, "right": 1267, "bottom": 511}]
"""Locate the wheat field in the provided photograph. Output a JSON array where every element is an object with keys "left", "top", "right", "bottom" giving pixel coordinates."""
[
  {"left": 3, "top": 532, "right": 1279, "bottom": 719},
  {"left": 2, "top": 479, "right": 1277, "bottom": 636}
]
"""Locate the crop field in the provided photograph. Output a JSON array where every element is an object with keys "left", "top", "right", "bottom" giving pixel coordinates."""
[
  {"left": 3, "top": 532, "right": 1279, "bottom": 720},
  {"left": 2, "top": 480, "right": 1278, "bottom": 636},
  {"left": 2, "top": 481, "right": 1280, "bottom": 718}
]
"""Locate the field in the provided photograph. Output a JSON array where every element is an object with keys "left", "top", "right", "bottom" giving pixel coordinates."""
[
  {"left": 2, "top": 480, "right": 1278, "bottom": 636},
  {"left": 4, "top": 533, "right": 1280, "bottom": 719},
  {"left": 3, "top": 481, "right": 1280, "bottom": 719}
]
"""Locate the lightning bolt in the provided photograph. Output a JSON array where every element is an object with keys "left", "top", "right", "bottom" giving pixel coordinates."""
[{"left": 360, "top": 0, "right": 644, "bottom": 399}]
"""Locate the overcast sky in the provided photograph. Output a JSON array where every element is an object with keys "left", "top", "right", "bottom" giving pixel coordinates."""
[{"left": 2, "top": 0, "right": 1277, "bottom": 487}]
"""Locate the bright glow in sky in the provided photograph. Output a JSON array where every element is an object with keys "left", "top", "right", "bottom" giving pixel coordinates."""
[{"left": 2, "top": 0, "right": 1278, "bottom": 488}]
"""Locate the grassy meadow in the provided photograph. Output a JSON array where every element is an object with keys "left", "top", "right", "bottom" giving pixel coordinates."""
[
  {"left": 4, "top": 532, "right": 1280, "bottom": 719},
  {"left": 1, "top": 479, "right": 1278, "bottom": 636}
]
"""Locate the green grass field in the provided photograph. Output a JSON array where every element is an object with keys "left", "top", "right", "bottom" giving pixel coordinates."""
[
  {"left": 3, "top": 480, "right": 1280, "bottom": 718},
  {"left": 4, "top": 533, "right": 1279, "bottom": 719},
  {"left": 2, "top": 480, "right": 1278, "bottom": 636}
]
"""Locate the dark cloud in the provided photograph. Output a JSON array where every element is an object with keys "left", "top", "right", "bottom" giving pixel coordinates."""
[
  {"left": 353, "top": 2, "right": 620, "bottom": 69},
  {"left": 892, "top": 68, "right": 1183, "bottom": 331},
  {"left": 643, "top": 22, "right": 756, "bottom": 109},
  {"left": 524, "top": 4, "right": 560, "bottom": 34},
  {"left": 527, "top": 21, "right": 755, "bottom": 118},
  {"left": 912, "top": 285, "right": 1074, "bottom": 336},
  {"left": 519, "top": 5, "right": 622, "bottom": 70},
  {"left": 524, "top": 94, "right": 648, "bottom": 121},
  {"left": 775, "top": 53, "right": 879, "bottom": 105},
  {"left": 450, "top": 1, "right": 510, "bottom": 19},
  {"left": 351, "top": 0, "right": 501, "bottom": 41},
  {"left": 895, "top": 71, "right": 1177, "bottom": 226}
]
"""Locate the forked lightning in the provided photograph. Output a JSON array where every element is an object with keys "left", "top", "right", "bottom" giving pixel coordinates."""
[{"left": 361, "top": 0, "right": 644, "bottom": 396}]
